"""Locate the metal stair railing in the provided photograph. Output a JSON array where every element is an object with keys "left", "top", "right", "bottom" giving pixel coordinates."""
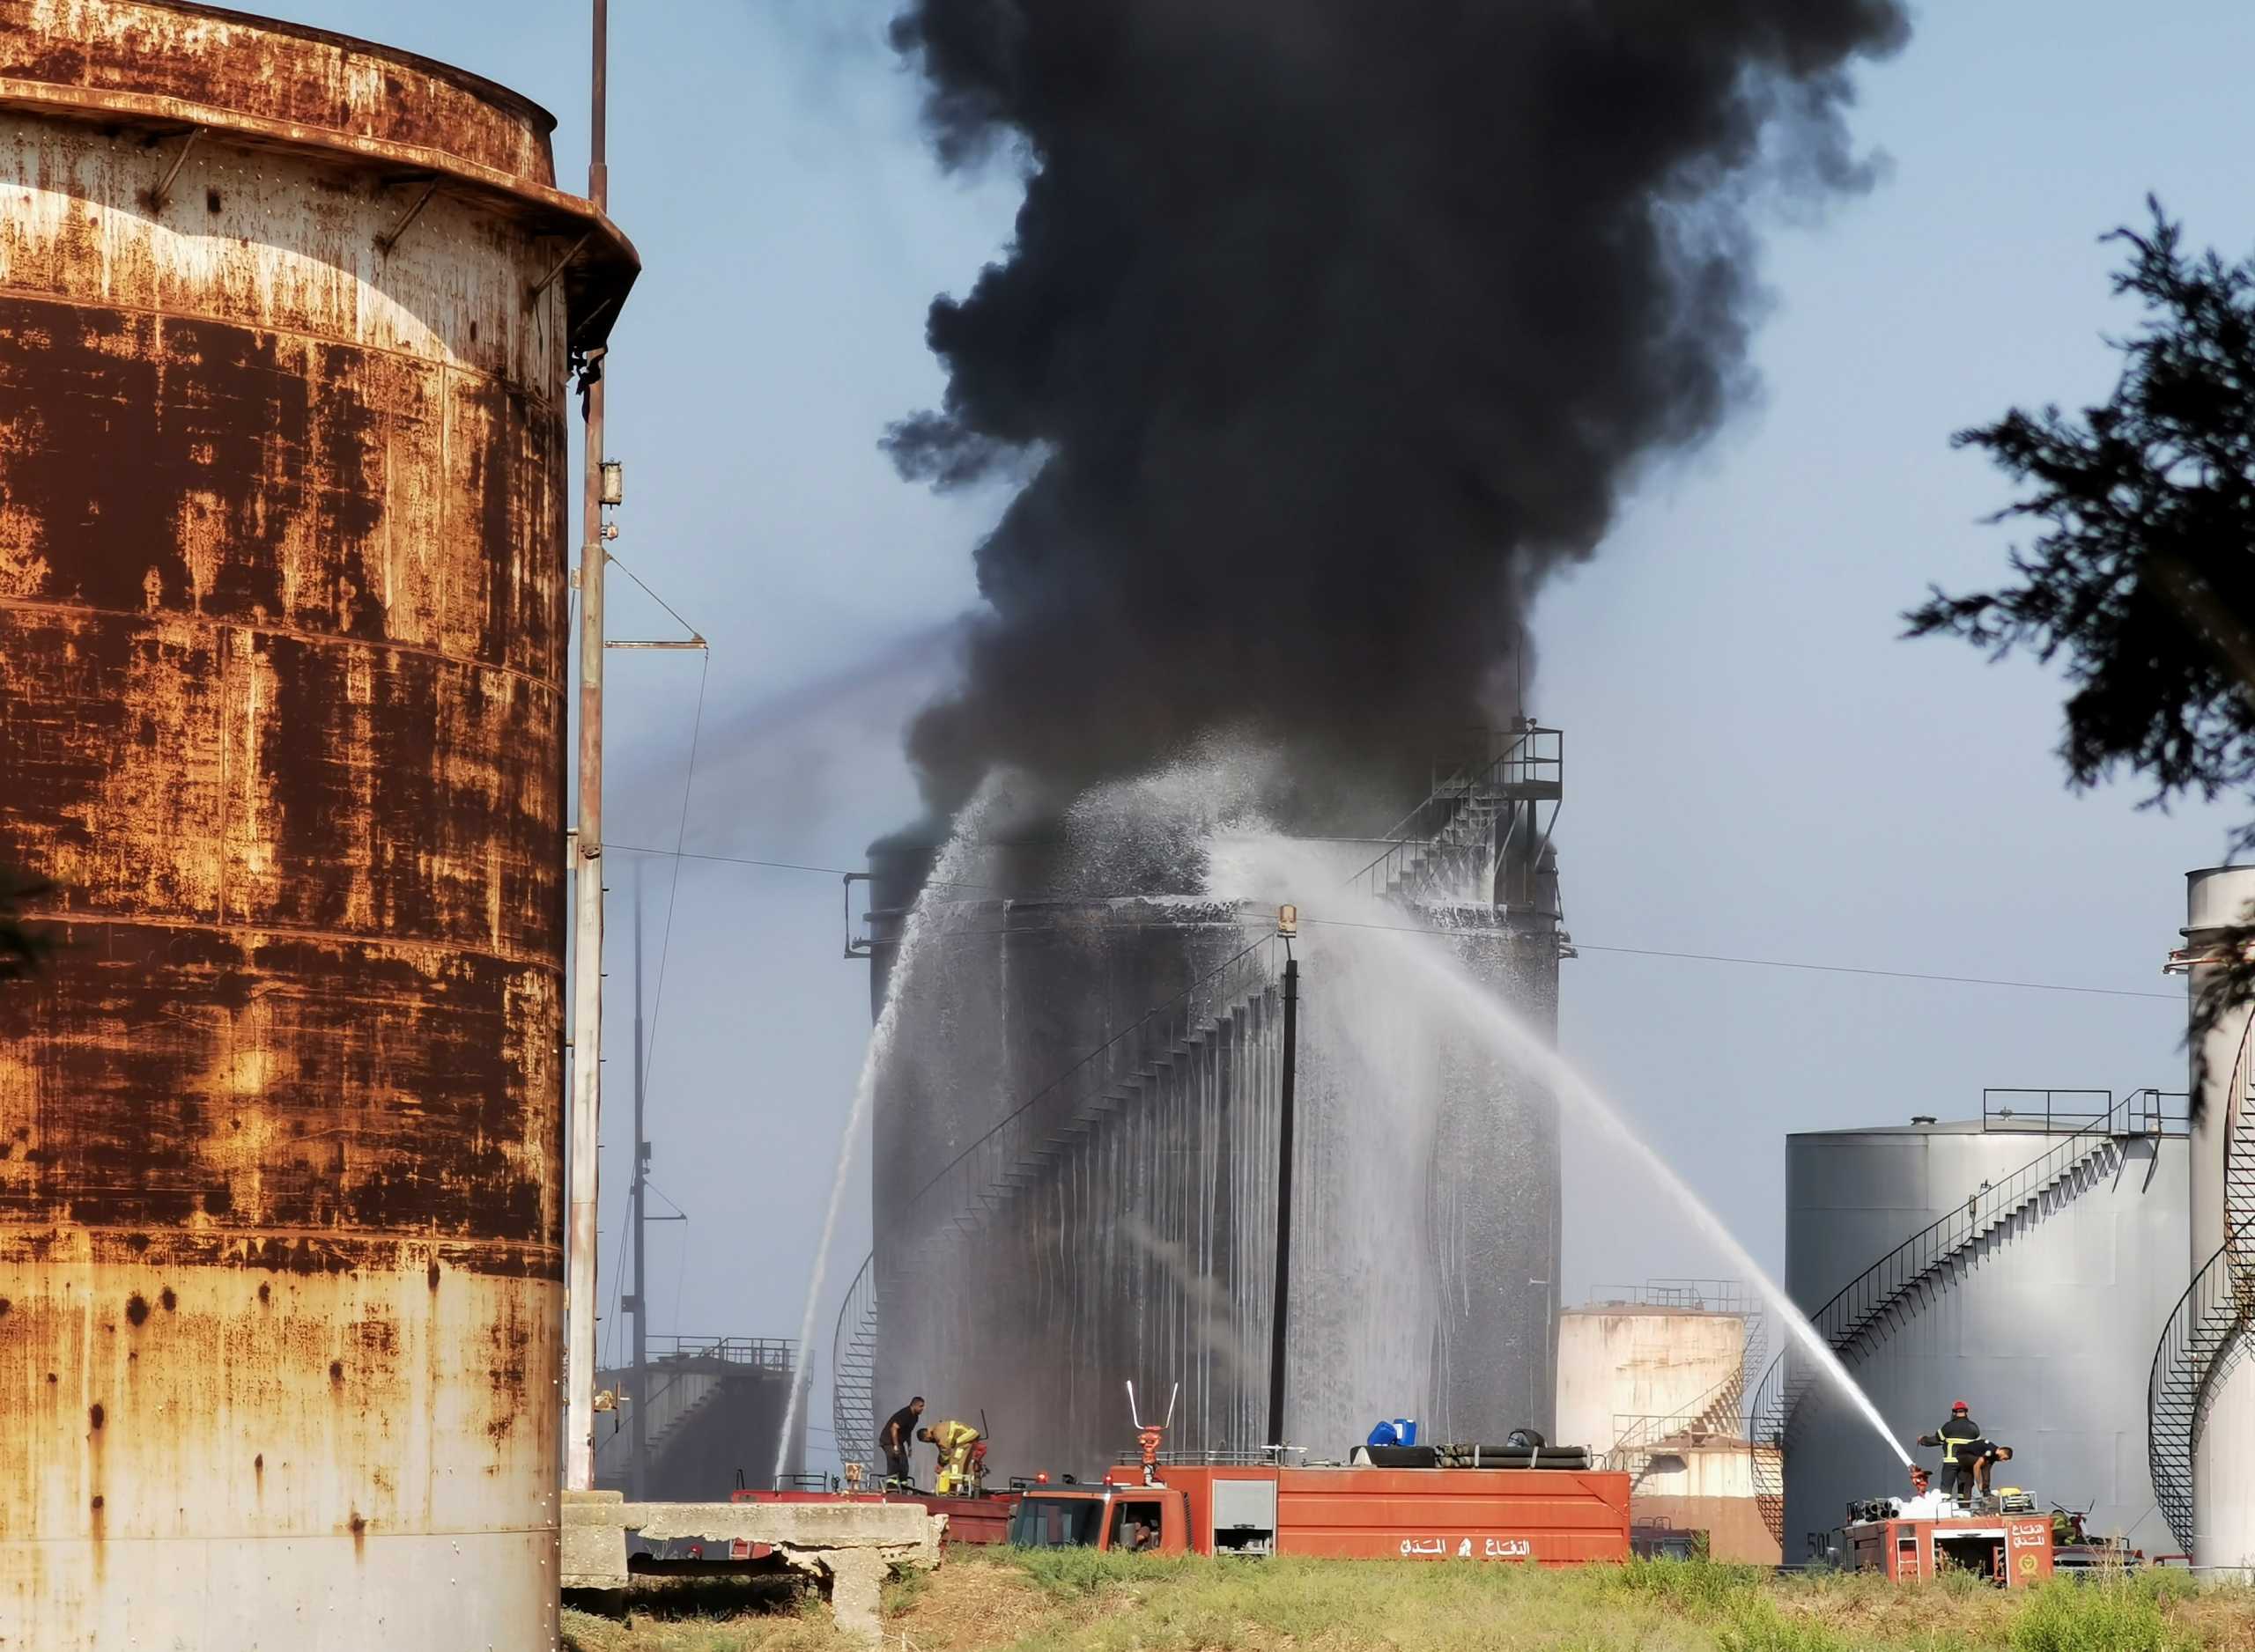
[
  {"left": 1608, "top": 1368, "right": 1749, "bottom": 1486},
  {"left": 1348, "top": 726, "right": 1561, "bottom": 903},
  {"left": 644, "top": 1370, "right": 728, "bottom": 1461},
  {"left": 1748, "top": 1351, "right": 1790, "bottom": 1547},
  {"left": 1593, "top": 1280, "right": 1766, "bottom": 1487},
  {"left": 2224, "top": 1007, "right": 2255, "bottom": 1296},
  {"left": 597, "top": 1334, "right": 799, "bottom": 1490},
  {"left": 1814, "top": 1090, "right": 2164, "bottom": 1368},
  {"left": 1748, "top": 1088, "right": 2177, "bottom": 1548},
  {"left": 831, "top": 1250, "right": 878, "bottom": 1471},
  {"left": 1619, "top": 1310, "right": 1769, "bottom": 1485},
  {"left": 891, "top": 934, "right": 1284, "bottom": 1257},
  {"left": 2148, "top": 1213, "right": 2255, "bottom": 1552},
  {"left": 2147, "top": 1003, "right": 2255, "bottom": 1553}
]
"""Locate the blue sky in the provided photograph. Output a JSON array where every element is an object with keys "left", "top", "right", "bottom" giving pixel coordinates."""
[{"left": 292, "top": 1, "right": 2254, "bottom": 1460}]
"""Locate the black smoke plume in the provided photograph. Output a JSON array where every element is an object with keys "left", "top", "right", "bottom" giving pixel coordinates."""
[{"left": 888, "top": 1, "right": 1908, "bottom": 823}]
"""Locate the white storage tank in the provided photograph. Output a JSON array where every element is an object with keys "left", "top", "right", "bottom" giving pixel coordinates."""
[
  {"left": 1556, "top": 1286, "right": 1749, "bottom": 1457},
  {"left": 1778, "top": 1101, "right": 2188, "bottom": 1561},
  {"left": 2166, "top": 867, "right": 2255, "bottom": 1573}
]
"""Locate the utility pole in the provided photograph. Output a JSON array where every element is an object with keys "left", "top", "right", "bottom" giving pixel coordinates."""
[
  {"left": 628, "top": 864, "right": 650, "bottom": 1501},
  {"left": 1266, "top": 906, "right": 1300, "bottom": 1452},
  {"left": 564, "top": 0, "right": 610, "bottom": 1496}
]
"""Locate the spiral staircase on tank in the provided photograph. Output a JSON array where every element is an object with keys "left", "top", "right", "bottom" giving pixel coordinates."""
[
  {"left": 1748, "top": 1090, "right": 2173, "bottom": 1546},
  {"left": 2148, "top": 1005, "right": 2255, "bottom": 1554},
  {"left": 831, "top": 1250, "right": 879, "bottom": 1474}
]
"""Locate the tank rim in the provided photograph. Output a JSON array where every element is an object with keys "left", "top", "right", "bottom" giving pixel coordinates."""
[{"left": 127, "top": 1, "right": 563, "bottom": 135}]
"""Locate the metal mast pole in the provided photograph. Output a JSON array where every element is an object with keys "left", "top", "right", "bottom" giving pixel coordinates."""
[
  {"left": 1266, "top": 945, "right": 1300, "bottom": 1450},
  {"left": 564, "top": 0, "right": 610, "bottom": 1496},
  {"left": 629, "top": 865, "right": 649, "bottom": 1501}
]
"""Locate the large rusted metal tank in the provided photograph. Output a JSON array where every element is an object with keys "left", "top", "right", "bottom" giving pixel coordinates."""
[{"left": 0, "top": 4, "right": 634, "bottom": 1645}]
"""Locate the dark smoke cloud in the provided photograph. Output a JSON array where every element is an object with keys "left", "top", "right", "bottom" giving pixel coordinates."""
[{"left": 887, "top": 1, "right": 1908, "bottom": 822}]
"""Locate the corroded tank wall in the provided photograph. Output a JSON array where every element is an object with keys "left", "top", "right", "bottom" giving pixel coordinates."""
[
  {"left": 1555, "top": 1304, "right": 1744, "bottom": 1460},
  {"left": 0, "top": 4, "right": 632, "bottom": 1645}
]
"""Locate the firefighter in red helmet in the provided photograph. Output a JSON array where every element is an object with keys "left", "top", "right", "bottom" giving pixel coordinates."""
[{"left": 1913, "top": 1401, "right": 1984, "bottom": 1501}]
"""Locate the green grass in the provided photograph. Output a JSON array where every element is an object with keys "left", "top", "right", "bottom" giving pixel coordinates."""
[{"left": 562, "top": 1554, "right": 2255, "bottom": 1652}]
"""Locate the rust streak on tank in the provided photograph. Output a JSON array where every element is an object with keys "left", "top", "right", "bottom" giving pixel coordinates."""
[{"left": 0, "top": 4, "right": 626, "bottom": 1644}]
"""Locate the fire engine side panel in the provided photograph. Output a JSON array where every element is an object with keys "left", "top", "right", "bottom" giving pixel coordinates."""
[
  {"left": 1783, "top": 1123, "right": 2187, "bottom": 1561},
  {"left": 0, "top": 6, "right": 622, "bottom": 1646},
  {"left": 1271, "top": 1468, "right": 1630, "bottom": 1564},
  {"left": 1852, "top": 1518, "right": 2053, "bottom": 1587}
]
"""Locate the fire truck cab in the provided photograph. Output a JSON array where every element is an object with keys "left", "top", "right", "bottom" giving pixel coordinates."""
[{"left": 1009, "top": 1481, "right": 1191, "bottom": 1555}]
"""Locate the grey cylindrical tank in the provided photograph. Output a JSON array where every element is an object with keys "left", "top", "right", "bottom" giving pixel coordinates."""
[
  {"left": 867, "top": 829, "right": 1264, "bottom": 1471},
  {"left": 864, "top": 820, "right": 1563, "bottom": 1472},
  {"left": 2184, "top": 867, "right": 2255, "bottom": 1569},
  {"left": 1782, "top": 1116, "right": 2187, "bottom": 1560}
]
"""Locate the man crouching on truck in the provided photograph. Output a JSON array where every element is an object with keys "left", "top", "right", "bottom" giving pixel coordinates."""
[{"left": 919, "top": 1419, "right": 985, "bottom": 1495}]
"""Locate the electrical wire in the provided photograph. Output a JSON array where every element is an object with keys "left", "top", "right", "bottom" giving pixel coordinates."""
[
  {"left": 597, "top": 648, "right": 708, "bottom": 1368},
  {"left": 599, "top": 1211, "right": 631, "bottom": 1371},
  {"left": 606, "top": 837, "right": 2183, "bottom": 1002},
  {"left": 1568, "top": 940, "right": 2179, "bottom": 1002},
  {"left": 605, "top": 548, "right": 706, "bottom": 645},
  {"left": 608, "top": 841, "right": 1004, "bottom": 894},
  {"left": 608, "top": 838, "right": 2180, "bottom": 1005},
  {"left": 1278, "top": 912, "right": 2180, "bottom": 1001},
  {"left": 671, "top": 1225, "right": 689, "bottom": 1340},
  {"left": 638, "top": 649, "right": 710, "bottom": 1095},
  {"left": 641, "top": 1177, "right": 692, "bottom": 1340}
]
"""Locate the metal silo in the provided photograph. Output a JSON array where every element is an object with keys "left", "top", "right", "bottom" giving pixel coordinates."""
[
  {"left": 0, "top": 4, "right": 634, "bottom": 1644},
  {"left": 1777, "top": 1101, "right": 2188, "bottom": 1562},
  {"left": 854, "top": 728, "right": 1566, "bottom": 1472},
  {"left": 862, "top": 830, "right": 1273, "bottom": 1474},
  {"left": 2162, "top": 867, "right": 2255, "bottom": 1572}
]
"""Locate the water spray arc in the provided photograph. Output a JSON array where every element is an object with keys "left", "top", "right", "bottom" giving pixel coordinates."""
[
  {"left": 1363, "top": 914, "right": 1912, "bottom": 1472},
  {"left": 772, "top": 786, "right": 998, "bottom": 1483}
]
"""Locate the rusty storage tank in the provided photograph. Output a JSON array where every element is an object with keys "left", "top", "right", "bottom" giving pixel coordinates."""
[{"left": 0, "top": 4, "right": 634, "bottom": 1646}]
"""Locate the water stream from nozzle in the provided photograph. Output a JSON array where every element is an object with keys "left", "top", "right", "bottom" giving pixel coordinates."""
[
  {"left": 1376, "top": 922, "right": 1914, "bottom": 1471},
  {"left": 771, "top": 784, "right": 996, "bottom": 1485}
]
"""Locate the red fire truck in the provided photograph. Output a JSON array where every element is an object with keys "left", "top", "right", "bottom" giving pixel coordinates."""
[
  {"left": 1006, "top": 1433, "right": 1630, "bottom": 1564},
  {"left": 1833, "top": 1484, "right": 2056, "bottom": 1588}
]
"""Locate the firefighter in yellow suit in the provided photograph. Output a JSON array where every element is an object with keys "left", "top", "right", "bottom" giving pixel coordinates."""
[{"left": 918, "top": 1420, "right": 984, "bottom": 1495}]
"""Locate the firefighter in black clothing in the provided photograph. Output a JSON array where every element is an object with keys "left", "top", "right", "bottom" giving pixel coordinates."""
[
  {"left": 1913, "top": 1401, "right": 1984, "bottom": 1500},
  {"left": 879, "top": 1396, "right": 926, "bottom": 1488}
]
